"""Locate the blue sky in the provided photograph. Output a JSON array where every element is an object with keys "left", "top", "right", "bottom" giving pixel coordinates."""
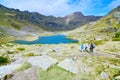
[{"left": 0, "top": 0, "right": 120, "bottom": 17}]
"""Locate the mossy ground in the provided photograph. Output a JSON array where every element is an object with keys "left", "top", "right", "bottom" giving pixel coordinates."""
[
  {"left": 39, "top": 65, "right": 75, "bottom": 80},
  {"left": 17, "top": 62, "right": 32, "bottom": 71}
]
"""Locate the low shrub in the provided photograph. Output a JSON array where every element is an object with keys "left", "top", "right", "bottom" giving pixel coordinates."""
[
  {"left": 112, "top": 38, "right": 120, "bottom": 41},
  {"left": 94, "top": 40, "right": 105, "bottom": 45},
  {"left": 17, "top": 62, "right": 32, "bottom": 71},
  {"left": 7, "top": 51, "right": 14, "bottom": 54},
  {"left": 0, "top": 56, "right": 10, "bottom": 65},
  {"left": 95, "top": 64, "right": 105, "bottom": 75},
  {"left": 17, "top": 47, "right": 25, "bottom": 51},
  {"left": 11, "top": 22, "right": 21, "bottom": 30},
  {"left": 115, "top": 32, "right": 120, "bottom": 38},
  {"left": 26, "top": 53, "right": 35, "bottom": 56},
  {"left": 106, "top": 68, "right": 120, "bottom": 79},
  {"left": 21, "top": 53, "right": 36, "bottom": 57},
  {"left": 112, "top": 32, "right": 120, "bottom": 41}
]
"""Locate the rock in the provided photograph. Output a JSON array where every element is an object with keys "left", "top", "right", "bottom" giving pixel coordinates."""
[
  {"left": 109, "top": 65, "right": 120, "bottom": 69},
  {"left": 28, "top": 55, "right": 58, "bottom": 71},
  {"left": 7, "top": 50, "right": 17, "bottom": 54},
  {"left": 8, "top": 67, "right": 39, "bottom": 80},
  {"left": 4, "top": 18, "right": 8, "bottom": 22},
  {"left": 58, "top": 58, "right": 78, "bottom": 74},
  {"left": 0, "top": 49, "right": 7, "bottom": 54},
  {"left": 8, "top": 50, "right": 17, "bottom": 53},
  {"left": 100, "top": 72, "right": 109, "bottom": 79},
  {"left": 114, "top": 76, "right": 120, "bottom": 80},
  {"left": 95, "top": 37, "right": 103, "bottom": 41},
  {"left": 11, "top": 58, "right": 28, "bottom": 64},
  {"left": 23, "top": 49, "right": 47, "bottom": 55},
  {"left": 0, "top": 64, "right": 22, "bottom": 79},
  {"left": 53, "top": 47, "right": 64, "bottom": 53}
]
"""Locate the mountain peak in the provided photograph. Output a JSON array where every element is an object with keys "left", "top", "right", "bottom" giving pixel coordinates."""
[
  {"left": 64, "top": 11, "right": 101, "bottom": 25},
  {"left": 0, "top": 4, "right": 4, "bottom": 7},
  {"left": 72, "top": 12, "right": 84, "bottom": 16},
  {"left": 66, "top": 12, "right": 85, "bottom": 18},
  {"left": 0, "top": 4, "right": 8, "bottom": 10}
]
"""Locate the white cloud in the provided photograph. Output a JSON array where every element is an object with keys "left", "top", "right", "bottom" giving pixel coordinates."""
[
  {"left": 107, "top": 0, "right": 120, "bottom": 9},
  {"left": 3, "top": 0, "right": 95, "bottom": 17},
  {"left": 4, "top": 0, "right": 71, "bottom": 17},
  {"left": 1, "top": 0, "right": 120, "bottom": 17}
]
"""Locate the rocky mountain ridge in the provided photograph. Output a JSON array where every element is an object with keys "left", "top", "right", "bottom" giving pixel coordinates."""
[{"left": 0, "top": 4, "right": 102, "bottom": 31}]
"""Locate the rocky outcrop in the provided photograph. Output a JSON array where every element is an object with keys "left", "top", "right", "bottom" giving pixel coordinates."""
[{"left": 8, "top": 67, "right": 39, "bottom": 80}]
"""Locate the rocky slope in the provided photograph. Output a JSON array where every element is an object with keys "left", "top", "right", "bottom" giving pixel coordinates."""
[
  {"left": 64, "top": 12, "right": 101, "bottom": 27},
  {"left": 67, "top": 6, "right": 120, "bottom": 41}
]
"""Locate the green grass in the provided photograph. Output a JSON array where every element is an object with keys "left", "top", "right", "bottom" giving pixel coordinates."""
[
  {"left": 112, "top": 32, "right": 120, "bottom": 41},
  {"left": 39, "top": 65, "right": 75, "bottom": 80},
  {"left": 104, "top": 44, "right": 120, "bottom": 53},
  {"left": 106, "top": 47, "right": 119, "bottom": 53},
  {"left": 106, "top": 68, "right": 120, "bottom": 80},
  {"left": 112, "top": 38, "right": 120, "bottom": 41},
  {"left": 0, "top": 37, "right": 15, "bottom": 44},
  {"left": 17, "top": 47, "right": 25, "bottom": 51},
  {"left": 94, "top": 40, "right": 106, "bottom": 46},
  {"left": 81, "top": 56, "right": 120, "bottom": 79},
  {"left": 80, "top": 72, "right": 97, "bottom": 80},
  {"left": 25, "top": 53, "right": 35, "bottom": 56},
  {"left": 95, "top": 64, "right": 105, "bottom": 75},
  {"left": 94, "top": 56, "right": 120, "bottom": 66},
  {"left": 17, "top": 62, "right": 32, "bottom": 71},
  {"left": 7, "top": 51, "right": 14, "bottom": 54},
  {"left": 0, "top": 56, "right": 10, "bottom": 66},
  {"left": 21, "top": 53, "right": 37, "bottom": 57}
]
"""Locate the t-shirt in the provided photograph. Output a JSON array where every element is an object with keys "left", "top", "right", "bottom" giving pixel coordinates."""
[
  {"left": 85, "top": 43, "right": 88, "bottom": 48},
  {"left": 80, "top": 44, "right": 85, "bottom": 50},
  {"left": 90, "top": 43, "right": 95, "bottom": 49}
]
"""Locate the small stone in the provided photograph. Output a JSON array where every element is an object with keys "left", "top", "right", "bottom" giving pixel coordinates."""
[
  {"left": 0, "top": 49, "right": 7, "bottom": 54},
  {"left": 53, "top": 47, "right": 64, "bottom": 52},
  {"left": 101, "top": 72, "right": 109, "bottom": 79},
  {"left": 114, "top": 76, "right": 120, "bottom": 80}
]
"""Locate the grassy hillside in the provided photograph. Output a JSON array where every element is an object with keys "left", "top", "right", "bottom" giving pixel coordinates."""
[
  {"left": 0, "top": 6, "right": 44, "bottom": 43},
  {"left": 68, "top": 6, "right": 120, "bottom": 42}
]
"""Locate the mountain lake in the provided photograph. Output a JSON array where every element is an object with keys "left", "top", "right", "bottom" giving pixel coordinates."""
[{"left": 14, "top": 35, "right": 78, "bottom": 44}]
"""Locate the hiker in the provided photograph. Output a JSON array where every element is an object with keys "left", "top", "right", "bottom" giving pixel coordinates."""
[
  {"left": 89, "top": 41, "right": 95, "bottom": 54},
  {"left": 79, "top": 43, "right": 85, "bottom": 52},
  {"left": 85, "top": 42, "right": 89, "bottom": 52}
]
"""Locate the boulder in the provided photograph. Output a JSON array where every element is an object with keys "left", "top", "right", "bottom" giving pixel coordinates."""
[
  {"left": 11, "top": 58, "right": 28, "bottom": 64},
  {"left": 0, "top": 49, "right": 7, "bottom": 54},
  {"left": 8, "top": 67, "right": 39, "bottom": 80},
  {"left": 0, "top": 64, "right": 22, "bottom": 79},
  {"left": 58, "top": 58, "right": 78, "bottom": 74},
  {"left": 28, "top": 55, "right": 58, "bottom": 71},
  {"left": 100, "top": 72, "right": 109, "bottom": 79},
  {"left": 53, "top": 47, "right": 64, "bottom": 53}
]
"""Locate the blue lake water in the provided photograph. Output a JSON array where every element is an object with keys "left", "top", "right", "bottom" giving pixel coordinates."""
[{"left": 14, "top": 35, "right": 78, "bottom": 44}]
